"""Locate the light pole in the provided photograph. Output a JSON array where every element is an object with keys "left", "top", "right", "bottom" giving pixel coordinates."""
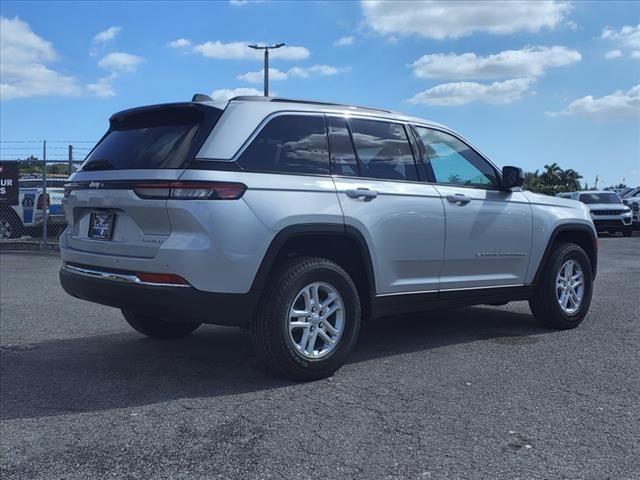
[{"left": 248, "top": 43, "right": 285, "bottom": 96}]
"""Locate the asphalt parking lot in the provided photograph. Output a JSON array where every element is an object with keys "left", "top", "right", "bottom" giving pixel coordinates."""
[{"left": 1, "top": 235, "right": 639, "bottom": 480}]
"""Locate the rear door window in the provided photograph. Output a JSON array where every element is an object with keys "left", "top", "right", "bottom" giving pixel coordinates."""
[
  {"left": 82, "top": 106, "right": 221, "bottom": 171},
  {"left": 238, "top": 114, "right": 329, "bottom": 175},
  {"left": 327, "top": 116, "right": 358, "bottom": 177},
  {"left": 348, "top": 119, "right": 418, "bottom": 181}
]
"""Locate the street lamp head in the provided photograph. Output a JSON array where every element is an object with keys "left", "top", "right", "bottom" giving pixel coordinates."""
[
  {"left": 246, "top": 42, "right": 286, "bottom": 97},
  {"left": 247, "top": 43, "right": 285, "bottom": 50}
]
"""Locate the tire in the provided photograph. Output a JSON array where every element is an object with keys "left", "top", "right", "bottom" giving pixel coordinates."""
[
  {"left": 251, "top": 256, "right": 361, "bottom": 381},
  {"left": 0, "top": 208, "right": 22, "bottom": 239},
  {"left": 622, "top": 227, "right": 633, "bottom": 237},
  {"left": 121, "top": 310, "right": 201, "bottom": 339},
  {"left": 529, "top": 242, "right": 593, "bottom": 330}
]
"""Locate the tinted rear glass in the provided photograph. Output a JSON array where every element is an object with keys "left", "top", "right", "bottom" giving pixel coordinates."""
[
  {"left": 579, "top": 192, "right": 621, "bottom": 204},
  {"left": 238, "top": 115, "right": 329, "bottom": 175},
  {"left": 349, "top": 119, "right": 417, "bottom": 181},
  {"left": 82, "top": 106, "right": 221, "bottom": 171}
]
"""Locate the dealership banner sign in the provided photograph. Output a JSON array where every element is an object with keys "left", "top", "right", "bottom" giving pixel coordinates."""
[{"left": 0, "top": 162, "right": 19, "bottom": 206}]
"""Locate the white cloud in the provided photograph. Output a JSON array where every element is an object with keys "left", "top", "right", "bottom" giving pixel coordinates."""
[
  {"left": 98, "top": 52, "right": 144, "bottom": 72},
  {"left": 209, "top": 87, "right": 264, "bottom": 102},
  {"left": 546, "top": 85, "right": 640, "bottom": 121},
  {"left": 193, "top": 41, "right": 309, "bottom": 60},
  {"left": 631, "top": 50, "right": 640, "bottom": 59},
  {"left": 334, "top": 35, "right": 354, "bottom": 47},
  {"left": 238, "top": 65, "right": 350, "bottom": 83},
  {"left": 308, "top": 64, "right": 349, "bottom": 75},
  {"left": 566, "top": 20, "right": 579, "bottom": 31},
  {"left": 237, "top": 68, "right": 288, "bottom": 83},
  {"left": 92, "top": 26, "right": 121, "bottom": 43},
  {"left": 86, "top": 74, "right": 117, "bottom": 98},
  {"left": 167, "top": 38, "right": 192, "bottom": 48},
  {"left": 605, "top": 49, "right": 623, "bottom": 59},
  {"left": 601, "top": 25, "right": 640, "bottom": 50},
  {"left": 0, "top": 16, "right": 82, "bottom": 100},
  {"left": 92, "top": 52, "right": 144, "bottom": 97},
  {"left": 411, "top": 46, "right": 580, "bottom": 80},
  {"left": 408, "top": 78, "right": 535, "bottom": 106},
  {"left": 361, "top": 0, "right": 572, "bottom": 39}
]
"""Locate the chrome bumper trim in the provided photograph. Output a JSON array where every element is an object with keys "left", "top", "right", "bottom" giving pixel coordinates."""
[{"left": 62, "top": 264, "right": 189, "bottom": 288}]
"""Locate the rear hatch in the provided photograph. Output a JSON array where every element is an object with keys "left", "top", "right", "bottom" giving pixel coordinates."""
[{"left": 63, "top": 102, "right": 223, "bottom": 258}]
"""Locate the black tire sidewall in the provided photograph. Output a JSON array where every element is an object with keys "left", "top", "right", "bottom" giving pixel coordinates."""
[
  {"left": 265, "top": 259, "right": 361, "bottom": 378},
  {"left": 546, "top": 246, "right": 593, "bottom": 325}
]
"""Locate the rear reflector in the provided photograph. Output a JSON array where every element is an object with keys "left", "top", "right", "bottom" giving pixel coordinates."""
[
  {"left": 133, "top": 181, "right": 246, "bottom": 200},
  {"left": 135, "top": 272, "right": 189, "bottom": 285}
]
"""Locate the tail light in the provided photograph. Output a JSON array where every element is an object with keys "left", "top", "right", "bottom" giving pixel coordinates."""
[
  {"left": 133, "top": 181, "right": 246, "bottom": 200},
  {"left": 36, "top": 193, "right": 50, "bottom": 209}
]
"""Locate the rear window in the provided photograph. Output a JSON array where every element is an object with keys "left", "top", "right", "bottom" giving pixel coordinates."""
[
  {"left": 238, "top": 114, "right": 329, "bottom": 175},
  {"left": 579, "top": 192, "right": 621, "bottom": 204},
  {"left": 82, "top": 105, "right": 221, "bottom": 171}
]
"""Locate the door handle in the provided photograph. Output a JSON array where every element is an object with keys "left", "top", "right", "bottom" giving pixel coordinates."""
[
  {"left": 446, "top": 194, "right": 472, "bottom": 204},
  {"left": 346, "top": 188, "right": 378, "bottom": 201}
]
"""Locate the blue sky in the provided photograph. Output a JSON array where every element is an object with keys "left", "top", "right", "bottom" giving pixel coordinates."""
[{"left": 1, "top": 0, "right": 639, "bottom": 187}]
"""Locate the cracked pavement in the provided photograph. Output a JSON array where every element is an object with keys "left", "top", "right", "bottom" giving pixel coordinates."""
[{"left": 1, "top": 234, "right": 639, "bottom": 479}]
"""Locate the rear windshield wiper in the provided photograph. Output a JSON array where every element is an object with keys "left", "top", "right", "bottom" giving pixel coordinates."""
[{"left": 83, "top": 159, "right": 114, "bottom": 171}]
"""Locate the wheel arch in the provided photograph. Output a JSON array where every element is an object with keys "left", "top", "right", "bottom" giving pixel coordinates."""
[
  {"left": 532, "top": 223, "right": 598, "bottom": 285},
  {"left": 249, "top": 223, "right": 376, "bottom": 317}
]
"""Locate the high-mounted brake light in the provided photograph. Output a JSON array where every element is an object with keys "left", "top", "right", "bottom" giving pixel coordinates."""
[{"left": 133, "top": 181, "right": 246, "bottom": 200}]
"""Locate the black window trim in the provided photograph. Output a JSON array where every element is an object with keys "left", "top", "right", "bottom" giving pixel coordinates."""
[
  {"left": 411, "top": 123, "right": 504, "bottom": 191},
  {"left": 190, "top": 110, "right": 504, "bottom": 189},
  {"left": 326, "top": 115, "right": 361, "bottom": 178}
]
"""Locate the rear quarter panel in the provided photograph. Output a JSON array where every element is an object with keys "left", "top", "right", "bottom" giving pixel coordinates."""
[{"left": 176, "top": 169, "right": 343, "bottom": 293}]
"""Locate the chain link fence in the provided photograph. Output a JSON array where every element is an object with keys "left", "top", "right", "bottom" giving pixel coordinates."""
[{"left": 1, "top": 141, "right": 90, "bottom": 250}]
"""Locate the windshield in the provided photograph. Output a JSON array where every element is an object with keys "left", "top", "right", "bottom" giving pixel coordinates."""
[
  {"left": 81, "top": 105, "right": 222, "bottom": 171},
  {"left": 579, "top": 192, "right": 621, "bottom": 204}
]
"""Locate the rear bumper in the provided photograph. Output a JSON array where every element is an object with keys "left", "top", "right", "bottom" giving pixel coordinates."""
[{"left": 59, "top": 266, "right": 257, "bottom": 327}]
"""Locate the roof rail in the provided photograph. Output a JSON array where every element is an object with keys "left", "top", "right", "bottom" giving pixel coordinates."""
[{"left": 228, "top": 95, "right": 392, "bottom": 113}]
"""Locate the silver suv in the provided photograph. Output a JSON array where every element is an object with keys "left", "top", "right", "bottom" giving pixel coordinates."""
[
  {"left": 60, "top": 96, "right": 598, "bottom": 380},
  {"left": 571, "top": 191, "right": 633, "bottom": 237}
]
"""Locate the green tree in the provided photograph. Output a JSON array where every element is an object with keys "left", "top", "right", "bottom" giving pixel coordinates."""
[
  {"left": 523, "top": 163, "right": 583, "bottom": 195},
  {"left": 559, "top": 169, "right": 583, "bottom": 192}
]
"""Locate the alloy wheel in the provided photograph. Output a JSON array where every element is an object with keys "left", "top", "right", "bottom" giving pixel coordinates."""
[
  {"left": 288, "top": 282, "right": 345, "bottom": 359},
  {"left": 556, "top": 259, "right": 584, "bottom": 315}
]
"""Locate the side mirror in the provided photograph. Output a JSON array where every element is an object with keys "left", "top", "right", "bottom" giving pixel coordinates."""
[{"left": 502, "top": 166, "right": 524, "bottom": 190}]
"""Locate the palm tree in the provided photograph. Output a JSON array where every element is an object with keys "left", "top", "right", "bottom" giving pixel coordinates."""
[
  {"left": 524, "top": 163, "right": 584, "bottom": 195},
  {"left": 541, "top": 163, "right": 562, "bottom": 184},
  {"left": 560, "top": 169, "right": 583, "bottom": 191}
]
